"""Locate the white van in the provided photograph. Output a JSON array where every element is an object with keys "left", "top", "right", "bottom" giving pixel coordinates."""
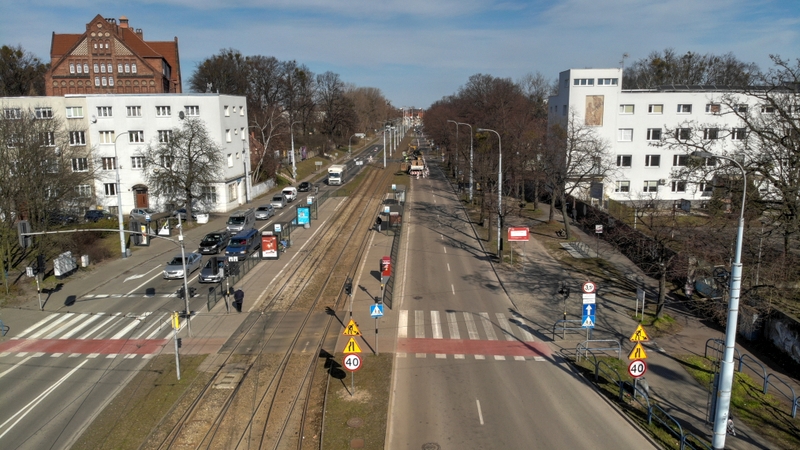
[
  {"left": 226, "top": 208, "right": 256, "bottom": 233},
  {"left": 282, "top": 187, "right": 298, "bottom": 202}
]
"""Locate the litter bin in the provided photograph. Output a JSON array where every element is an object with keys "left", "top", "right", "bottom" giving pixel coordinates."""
[{"left": 81, "top": 254, "right": 90, "bottom": 267}]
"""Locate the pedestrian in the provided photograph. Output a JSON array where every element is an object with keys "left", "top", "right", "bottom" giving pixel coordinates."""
[
  {"left": 234, "top": 288, "right": 244, "bottom": 313},
  {"left": 375, "top": 216, "right": 382, "bottom": 232}
]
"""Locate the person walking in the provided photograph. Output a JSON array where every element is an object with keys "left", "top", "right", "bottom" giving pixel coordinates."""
[
  {"left": 375, "top": 216, "right": 382, "bottom": 232},
  {"left": 233, "top": 289, "right": 244, "bottom": 313}
]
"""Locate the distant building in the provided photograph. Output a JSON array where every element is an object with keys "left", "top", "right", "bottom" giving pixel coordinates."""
[
  {"left": 1, "top": 93, "right": 249, "bottom": 215},
  {"left": 46, "top": 14, "right": 182, "bottom": 96}
]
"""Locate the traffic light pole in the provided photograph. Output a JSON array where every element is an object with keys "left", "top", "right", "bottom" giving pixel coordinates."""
[
  {"left": 177, "top": 214, "right": 192, "bottom": 337},
  {"left": 172, "top": 312, "right": 181, "bottom": 381}
]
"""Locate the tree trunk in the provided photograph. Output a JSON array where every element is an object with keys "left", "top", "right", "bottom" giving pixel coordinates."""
[
  {"left": 560, "top": 197, "right": 572, "bottom": 240},
  {"left": 655, "top": 266, "right": 667, "bottom": 318}
]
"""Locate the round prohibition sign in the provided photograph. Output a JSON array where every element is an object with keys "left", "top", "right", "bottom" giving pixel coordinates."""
[
  {"left": 343, "top": 353, "right": 363, "bottom": 372},
  {"left": 628, "top": 359, "right": 647, "bottom": 378},
  {"left": 582, "top": 281, "right": 596, "bottom": 294}
]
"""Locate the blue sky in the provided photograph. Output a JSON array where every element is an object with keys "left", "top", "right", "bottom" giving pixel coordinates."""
[{"left": 2, "top": 1, "right": 799, "bottom": 109}]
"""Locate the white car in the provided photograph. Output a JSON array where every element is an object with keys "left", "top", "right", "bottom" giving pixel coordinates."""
[
  {"left": 163, "top": 252, "right": 203, "bottom": 279},
  {"left": 282, "top": 187, "right": 298, "bottom": 202}
]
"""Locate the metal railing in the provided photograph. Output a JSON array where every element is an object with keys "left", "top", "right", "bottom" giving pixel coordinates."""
[
  {"left": 576, "top": 339, "right": 621, "bottom": 361},
  {"left": 0, "top": 319, "right": 7, "bottom": 336},
  {"left": 205, "top": 248, "right": 262, "bottom": 311},
  {"left": 552, "top": 319, "right": 584, "bottom": 339}
]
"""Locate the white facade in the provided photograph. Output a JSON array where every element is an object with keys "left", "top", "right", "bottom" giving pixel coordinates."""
[
  {"left": 548, "top": 68, "right": 760, "bottom": 207},
  {"left": 2, "top": 93, "right": 250, "bottom": 216}
]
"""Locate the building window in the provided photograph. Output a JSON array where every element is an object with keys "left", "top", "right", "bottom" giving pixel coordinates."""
[
  {"left": 731, "top": 128, "right": 747, "bottom": 140},
  {"left": 70, "top": 63, "right": 75, "bottom": 74},
  {"left": 676, "top": 128, "right": 692, "bottom": 141},
  {"left": 597, "top": 78, "right": 618, "bottom": 85},
  {"left": 227, "top": 153, "right": 233, "bottom": 168},
  {"left": 761, "top": 105, "right": 776, "bottom": 114},
  {"left": 241, "top": 127, "right": 246, "bottom": 139},
  {"left": 4, "top": 108, "right": 21, "bottom": 119},
  {"left": 645, "top": 155, "right": 661, "bottom": 167},
  {"left": 76, "top": 63, "right": 82, "bottom": 74},
  {"left": 619, "top": 104, "right": 634, "bottom": 114},
  {"left": 102, "top": 157, "right": 117, "bottom": 170},
  {"left": 156, "top": 106, "right": 171, "bottom": 116},
  {"left": 228, "top": 182, "right": 238, "bottom": 201},
  {"left": 83, "top": 64, "right": 89, "bottom": 73},
  {"left": 201, "top": 186, "right": 217, "bottom": 203},
  {"left": 224, "top": 105, "right": 230, "bottom": 117},
  {"left": 126, "top": 106, "right": 142, "bottom": 117},
  {"left": 646, "top": 128, "right": 662, "bottom": 141},
  {"left": 671, "top": 180, "right": 687, "bottom": 192},
  {"left": 616, "top": 155, "right": 632, "bottom": 167},
  {"left": 131, "top": 63, "right": 137, "bottom": 73},
  {"left": 643, "top": 180, "right": 659, "bottom": 193},
  {"left": 700, "top": 182, "right": 714, "bottom": 195},
  {"left": 35, "top": 107, "right": 53, "bottom": 119},
  {"left": 94, "top": 63, "right": 100, "bottom": 73},
  {"left": 573, "top": 78, "right": 594, "bottom": 86},
  {"left": 226, "top": 129, "right": 232, "bottom": 142},
  {"left": 109, "top": 76, "right": 114, "bottom": 86},
  {"left": 185, "top": 105, "right": 200, "bottom": 116},
  {"left": 101, "top": 77, "right": 107, "bottom": 86},
  {"left": 240, "top": 108, "right": 245, "bottom": 117},
  {"left": 648, "top": 104, "right": 663, "bottom": 114},
  {"left": 131, "top": 156, "right": 145, "bottom": 169},
  {"left": 107, "top": 63, "right": 112, "bottom": 73},
  {"left": 5, "top": 134, "right": 20, "bottom": 148},
  {"left": 104, "top": 183, "right": 117, "bottom": 196},
  {"left": 618, "top": 129, "right": 633, "bottom": 141},
  {"left": 72, "top": 158, "right": 88, "bottom": 172},
  {"left": 158, "top": 130, "right": 172, "bottom": 143},
  {"left": 97, "top": 106, "right": 112, "bottom": 117},
  {"left": 118, "top": 63, "right": 123, "bottom": 73},
  {"left": 673, "top": 154, "right": 689, "bottom": 166},
  {"left": 703, "top": 128, "right": 719, "bottom": 140},
  {"left": 94, "top": 77, "right": 100, "bottom": 87},
  {"left": 615, "top": 181, "right": 630, "bottom": 193},
  {"left": 124, "top": 63, "right": 130, "bottom": 73},
  {"left": 99, "top": 130, "right": 114, "bottom": 144},
  {"left": 706, "top": 103, "right": 721, "bottom": 114},
  {"left": 736, "top": 104, "right": 748, "bottom": 113},
  {"left": 76, "top": 184, "right": 92, "bottom": 198},
  {"left": 128, "top": 130, "right": 144, "bottom": 143},
  {"left": 69, "top": 131, "right": 86, "bottom": 146},
  {"left": 677, "top": 104, "right": 692, "bottom": 114},
  {"left": 160, "top": 155, "right": 174, "bottom": 169},
  {"left": 39, "top": 132, "right": 55, "bottom": 146}
]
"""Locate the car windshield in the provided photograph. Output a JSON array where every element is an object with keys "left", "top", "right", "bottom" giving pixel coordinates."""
[
  {"left": 257, "top": 207, "right": 269, "bottom": 211},
  {"left": 227, "top": 217, "right": 245, "bottom": 225},
  {"left": 272, "top": 196, "right": 283, "bottom": 201},
  {"left": 202, "top": 234, "right": 221, "bottom": 243},
  {"left": 168, "top": 257, "right": 184, "bottom": 265},
  {"left": 231, "top": 238, "right": 247, "bottom": 246}
]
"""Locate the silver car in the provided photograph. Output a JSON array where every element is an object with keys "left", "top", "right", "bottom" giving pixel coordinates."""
[
  {"left": 162, "top": 252, "right": 203, "bottom": 279},
  {"left": 255, "top": 205, "right": 275, "bottom": 220},
  {"left": 130, "top": 208, "right": 156, "bottom": 222}
]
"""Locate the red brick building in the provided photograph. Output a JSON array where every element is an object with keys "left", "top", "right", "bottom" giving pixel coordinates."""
[{"left": 46, "top": 14, "right": 182, "bottom": 96}]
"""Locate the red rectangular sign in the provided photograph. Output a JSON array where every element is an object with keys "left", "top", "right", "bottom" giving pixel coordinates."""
[{"left": 507, "top": 227, "right": 530, "bottom": 242}]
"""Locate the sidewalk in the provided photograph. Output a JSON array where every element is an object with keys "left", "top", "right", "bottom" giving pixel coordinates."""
[{"left": 494, "top": 202, "right": 787, "bottom": 450}]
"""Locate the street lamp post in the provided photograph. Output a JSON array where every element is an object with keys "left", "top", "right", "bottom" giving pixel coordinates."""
[
  {"left": 289, "top": 120, "right": 300, "bottom": 181},
  {"left": 447, "top": 120, "right": 459, "bottom": 184},
  {"left": 382, "top": 127, "right": 388, "bottom": 168},
  {"left": 112, "top": 133, "right": 128, "bottom": 258},
  {"left": 457, "top": 122, "right": 474, "bottom": 203},
  {"left": 478, "top": 128, "right": 502, "bottom": 260},
  {"left": 691, "top": 150, "right": 746, "bottom": 450}
]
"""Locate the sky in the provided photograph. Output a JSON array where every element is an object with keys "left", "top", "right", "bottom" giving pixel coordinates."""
[{"left": 2, "top": 0, "right": 799, "bottom": 109}]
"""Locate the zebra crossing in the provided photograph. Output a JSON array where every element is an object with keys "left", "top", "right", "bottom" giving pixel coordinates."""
[
  {"left": 0, "top": 311, "right": 177, "bottom": 359},
  {"left": 396, "top": 310, "right": 550, "bottom": 361}
]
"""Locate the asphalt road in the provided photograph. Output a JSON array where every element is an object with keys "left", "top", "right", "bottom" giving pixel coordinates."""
[{"left": 386, "top": 158, "right": 655, "bottom": 449}]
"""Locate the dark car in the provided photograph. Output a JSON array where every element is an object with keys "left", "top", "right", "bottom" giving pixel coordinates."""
[
  {"left": 84, "top": 210, "right": 115, "bottom": 222},
  {"left": 298, "top": 181, "right": 311, "bottom": 192},
  {"left": 47, "top": 211, "right": 78, "bottom": 225},
  {"left": 198, "top": 230, "right": 231, "bottom": 255}
]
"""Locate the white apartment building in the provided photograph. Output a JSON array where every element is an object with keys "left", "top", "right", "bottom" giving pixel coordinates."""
[
  {"left": 2, "top": 93, "right": 250, "bottom": 216},
  {"left": 548, "top": 68, "right": 765, "bottom": 208}
]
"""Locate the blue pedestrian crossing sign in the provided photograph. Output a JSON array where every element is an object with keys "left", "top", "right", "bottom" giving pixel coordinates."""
[
  {"left": 370, "top": 304, "right": 384, "bottom": 318},
  {"left": 581, "top": 304, "right": 596, "bottom": 328}
]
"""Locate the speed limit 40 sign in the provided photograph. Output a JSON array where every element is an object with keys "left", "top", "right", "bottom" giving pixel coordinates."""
[
  {"left": 628, "top": 359, "right": 647, "bottom": 378},
  {"left": 343, "top": 353, "right": 362, "bottom": 372}
]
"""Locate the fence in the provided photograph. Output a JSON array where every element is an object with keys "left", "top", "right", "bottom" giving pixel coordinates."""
[
  {"left": 705, "top": 338, "right": 799, "bottom": 418},
  {"left": 576, "top": 339, "right": 621, "bottom": 361},
  {"left": 205, "top": 248, "right": 262, "bottom": 311},
  {"left": 551, "top": 319, "right": 585, "bottom": 339}
]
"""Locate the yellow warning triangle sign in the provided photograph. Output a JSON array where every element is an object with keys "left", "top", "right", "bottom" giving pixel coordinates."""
[
  {"left": 629, "top": 324, "right": 650, "bottom": 342},
  {"left": 342, "top": 319, "right": 362, "bottom": 336},
  {"left": 628, "top": 342, "right": 648, "bottom": 360},
  {"left": 343, "top": 337, "right": 362, "bottom": 354}
]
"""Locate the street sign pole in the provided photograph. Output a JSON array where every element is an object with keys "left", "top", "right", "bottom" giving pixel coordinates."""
[
  {"left": 375, "top": 317, "right": 379, "bottom": 356},
  {"left": 172, "top": 312, "right": 181, "bottom": 381}
]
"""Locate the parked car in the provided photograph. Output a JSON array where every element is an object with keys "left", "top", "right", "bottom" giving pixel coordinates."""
[
  {"left": 255, "top": 205, "right": 275, "bottom": 220},
  {"left": 129, "top": 208, "right": 156, "bottom": 222},
  {"left": 298, "top": 181, "right": 311, "bottom": 192},
  {"left": 172, "top": 208, "right": 198, "bottom": 221},
  {"left": 198, "top": 230, "right": 230, "bottom": 255},
  {"left": 270, "top": 194, "right": 287, "bottom": 209},
  {"left": 47, "top": 211, "right": 78, "bottom": 225},
  {"left": 199, "top": 257, "right": 226, "bottom": 283},
  {"left": 162, "top": 252, "right": 203, "bottom": 279},
  {"left": 84, "top": 210, "right": 115, "bottom": 222}
]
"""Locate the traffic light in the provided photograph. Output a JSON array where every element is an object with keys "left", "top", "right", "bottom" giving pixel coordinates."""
[
  {"left": 344, "top": 278, "right": 353, "bottom": 296},
  {"left": 17, "top": 220, "right": 31, "bottom": 248},
  {"left": 37, "top": 254, "right": 45, "bottom": 274},
  {"left": 177, "top": 287, "right": 185, "bottom": 299},
  {"left": 176, "top": 338, "right": 182, "bottom": 348},
  {"left": 189, "top": 287, "right": 196, "bottom": 298},
  {"left": 130, "top": 220, "right": 141, "bottom": 245}
]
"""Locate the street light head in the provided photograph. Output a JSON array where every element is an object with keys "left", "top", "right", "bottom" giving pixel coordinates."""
[{"left": 477, "top": 128, "right": 488, "bottom": 132}]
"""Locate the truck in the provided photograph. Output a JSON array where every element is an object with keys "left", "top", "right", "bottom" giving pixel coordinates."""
[
  {"left": 409, "top": 157, "right": 425, "bottom": 176},
  {"left": 328, "top": 164, "right": 347, "bottom": 185}
]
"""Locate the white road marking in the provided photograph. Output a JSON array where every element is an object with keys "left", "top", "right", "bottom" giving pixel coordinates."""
[
  {"left": 463, "top": 313, "right": 479, "bottom": 340},
  {"left": 430, "top": 311, "right": 442, "bottom": 339},
  {"left": 443, "top": 246, "right": 446, "bottom": 254},
  {"left": 398, "top": 310, "right": 408, "bottom": 339},
  {"left": 446, "top": 312, "right": 459, "bottom": 339},
  {"left": 416, "top": 353, "right": 426, "bottom": 358},
  {"left": 515, "top": 356, "right": 526, "bottom": 361},
  {"left": 517, "top": 321, "right": 535, "bottom": 342},
  {"left": 476, "top": 399, "right": 485, "bottom": 425},
  {"left": 496, "top": 313, "right": 516, "bottom": 341},
  {"left": 435, "top": 354, "right": 446, "bottom": 359},
  {"left": 123, "top": 265, "right": 160, "bottom": 283},
  {"left": 51, "top": 353, "right": 63, "bottom": 358},
  {"left": 0, "top": 356, "right": 34, "bottom": 380},
  {"left": 479, "top": 312, "right": 497, "bottom": 340},
  {"left": 28, "top": 314, "right": 75, "bottom": 339},
  {"left": 133, "top": 312, "right": 169, "bottom": 339},
  {"left": 44, "top": 314, "right": 89, "bottom": 339},
  {"left": 446, "top": 263, "right": 450, "bottom": 272},
  {"left": 454, "top": 354, "right": 465, "bottom": 359},
  {"left": 0, "top": 359, "right": 89, "bottom": 440},
  {"left": 415, "top": 310, "right": 425, "bottom": 339},
  {"left": 451, "top": 284, "right": 455, "bottom": 295},
  {"left": 12, "top": 314, "right": 60, "bottom": 339},
  {"left": 85, "top": 313, "right": 121, "bottom": 340},
  {"left": 494, "top": 355, "right": 506, "bottom": 360},
  {"left": 59, "top": 314, "right": 104, "bottom": 339}
]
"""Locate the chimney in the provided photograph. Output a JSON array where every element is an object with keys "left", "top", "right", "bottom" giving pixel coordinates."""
[{"left": 119, "top": 16, "right": 129, "bottom": 28}]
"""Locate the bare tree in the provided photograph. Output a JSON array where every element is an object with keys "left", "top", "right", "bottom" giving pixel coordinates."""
[
  {"left": 316, "top": 71, "right": 356, "bottom": 149},
  {"left": 137, "top": 117, "right": 222, "bottom": 220},
  {"left": 188, "top": 48, "right": 249, "bottom": 95},
  {"left": 623, "top": 48, "right": 760, "bottom": 89},
  {"left": 0, "top": 45, "right": 48, "bottom": 96}
]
